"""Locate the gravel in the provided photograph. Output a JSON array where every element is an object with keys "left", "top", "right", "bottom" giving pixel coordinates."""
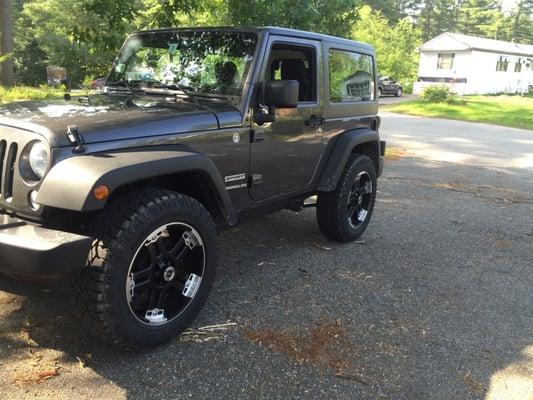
[{"left": 0, "top": 115, "right": 531, "bottom": 399}]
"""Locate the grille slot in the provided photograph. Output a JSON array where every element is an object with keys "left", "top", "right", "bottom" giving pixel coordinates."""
[
  {"left": 0, "top": 140, "right": 6, "bottom": 195},
  {"left": 3, "top": 142, "right": 18, "bottom": 199}
]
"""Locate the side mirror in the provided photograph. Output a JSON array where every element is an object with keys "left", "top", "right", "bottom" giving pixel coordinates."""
[
  {"left": 255, "top": 80, "right": 299, "bottom": 125},
  {"left": 265, "top": 80, "right": 299, "bottom": 108}
]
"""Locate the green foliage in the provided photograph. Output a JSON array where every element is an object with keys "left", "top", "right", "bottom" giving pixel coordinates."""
[
  {"left": 82, "top": 75, "right": 95, "bottom": 90},
  {"left": 422, "top": 85, "right": 451, "bottom": 103},
  {"left": 353, "top": 6, "right": 421, "bottom": 86},
  {"left": 401, "top": 81, "right": 413, "bottom": 94},
  {"left": 0, "top": 85, "right": 64, "bottom": 104},
  {"left": 222, "top": 0, "right": 360, "bottom": 38},
  {"left": 5, "top": 0, "right": 533, "bottom": 88},
  {"left": 456, "top": 0, "right": 501, "bottom": 38}
]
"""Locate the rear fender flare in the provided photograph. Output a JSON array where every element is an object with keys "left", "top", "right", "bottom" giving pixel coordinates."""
[{"left": 317, "top": 128, "right": 381, "bottom": 192}]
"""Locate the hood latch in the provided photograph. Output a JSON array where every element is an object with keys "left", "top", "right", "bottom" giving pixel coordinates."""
[{"left": 66, "top": 125, "right": 86, "bottom": 153}]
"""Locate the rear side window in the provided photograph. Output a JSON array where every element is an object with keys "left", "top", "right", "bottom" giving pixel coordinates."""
[{"left": 329, "top": 49, "right": 375, "bottom": 103}]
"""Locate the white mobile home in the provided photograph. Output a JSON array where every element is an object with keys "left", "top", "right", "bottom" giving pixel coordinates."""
[{"left": 413, "top": 32, "right": 533, "bottom": 95}]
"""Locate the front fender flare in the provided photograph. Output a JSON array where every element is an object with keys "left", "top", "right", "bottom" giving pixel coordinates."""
[
  {"left": 317, "top": 128, "right": 381, "bottom": 192},
  {"left": 36, "top": 148, "right": 237, "bottom": 225}
]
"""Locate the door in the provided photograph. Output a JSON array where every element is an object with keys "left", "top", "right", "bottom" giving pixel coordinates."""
[{"left": 249, "top": 36, "right": 324, "bottom": 201}]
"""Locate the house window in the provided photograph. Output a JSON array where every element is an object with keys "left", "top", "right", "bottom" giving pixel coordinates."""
[
  {"left": 496, "top": 56, "right": 509, "bottom": 72},
  {"left": 329, "top": 49, "right": 375, "bottom": 102},
  {"left": 437, "top": 53, "right": 454, "bottom": 69},
  {"left": 514, "top": 58, "right": 523, "bottom": 73}
]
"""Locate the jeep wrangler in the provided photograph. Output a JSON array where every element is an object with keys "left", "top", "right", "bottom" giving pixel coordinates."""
[{"left": 0, "top": 27, "right": 385, "bottom": 348}]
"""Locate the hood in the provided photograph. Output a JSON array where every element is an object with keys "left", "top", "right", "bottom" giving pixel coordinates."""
[{"left": 0, "top": 94, "right": 243, "bottom": 147}]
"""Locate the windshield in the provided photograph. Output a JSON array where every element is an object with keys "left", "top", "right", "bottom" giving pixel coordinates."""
[{"left": 107, "top": 30, "right": 258, "bottom": 101}]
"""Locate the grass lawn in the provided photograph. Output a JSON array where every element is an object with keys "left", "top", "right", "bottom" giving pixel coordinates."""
[
  {"left": 383, "top": 95, "right": 533, "bottom": 130},
  {"left": 0, "top": 85, "right": 69, "bottom": 104}
]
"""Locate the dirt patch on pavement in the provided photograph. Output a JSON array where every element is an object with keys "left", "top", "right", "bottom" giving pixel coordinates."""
[
  {"left": 244, "top": 320, "right": 368, "bottom": 383},
  {"left": 431, "top": 182, "right": 527, "bottom": 204},
  {"left": 385, "top": 147, "right": 409, "bottom": 161}
]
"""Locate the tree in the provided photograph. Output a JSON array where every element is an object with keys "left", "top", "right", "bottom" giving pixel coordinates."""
[
  {"left": 222, "top": 0, "right": 360, "bottom": 38},
  {"left": 510, "top": 0, "right": 533, "bottom": 44},
  {"left": 0, "top": 0, "right": 14, "bottom": 87},
  {"left": 456, "top": 0, "right": 501, "bottom": 37},
  {"left": 352, "top": 6, "right": 421, "bottom": 85}
]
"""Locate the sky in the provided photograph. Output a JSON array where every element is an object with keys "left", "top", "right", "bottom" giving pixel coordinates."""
[{"left": 501, "top": 0, "right": 519, "bottom": 12}]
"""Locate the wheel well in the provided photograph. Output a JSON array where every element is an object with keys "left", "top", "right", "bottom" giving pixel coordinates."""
[
  {"left": 352, "top": 141, "right": 379, "bottom": 172},
  {"left": 107, "top": 170, "right": 226, "bottom": 226}
]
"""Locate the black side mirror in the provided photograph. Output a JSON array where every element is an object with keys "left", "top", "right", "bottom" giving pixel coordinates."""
[
  {"left": 265, "top": 80, "right": 299, "bottom": 108},
  {"left": 255, "top": 80, "right": 299, "bottom": 125}
]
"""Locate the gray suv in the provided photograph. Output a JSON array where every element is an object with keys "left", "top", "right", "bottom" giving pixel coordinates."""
[{"left": 0, "top": 27, "right": 385, "bottom": 348}]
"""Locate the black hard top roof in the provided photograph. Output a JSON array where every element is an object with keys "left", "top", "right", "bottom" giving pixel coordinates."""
[{"left": 135, "top": 26, "right": 374, "bottom": 52}]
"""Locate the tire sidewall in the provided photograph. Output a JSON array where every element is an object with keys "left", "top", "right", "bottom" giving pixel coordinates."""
[
  {"left": 104, "top": 195, "right": 216, "bottom": 347},
  {"left": 338, "top": 156, "right": 377, "bottom": 241}
]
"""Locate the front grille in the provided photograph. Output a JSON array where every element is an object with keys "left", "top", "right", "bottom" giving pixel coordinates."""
[
  {"left": 3, "top": 142, "right": 18, "bottom": 199},
  {"left": 0, "top": 125, "right": 44, "bottom": 213},
  {"left": 0, "top": 140, "right": 6, "bottom": 193}
]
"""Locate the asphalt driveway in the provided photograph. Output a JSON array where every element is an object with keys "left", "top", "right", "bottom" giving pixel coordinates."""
[{"left": 0, "top": 114, "right": 532, "bottom": 399}]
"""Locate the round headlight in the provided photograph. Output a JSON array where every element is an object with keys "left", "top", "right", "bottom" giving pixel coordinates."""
[{"left": 28, "top": 141, "right": 49, "bottom": 179}]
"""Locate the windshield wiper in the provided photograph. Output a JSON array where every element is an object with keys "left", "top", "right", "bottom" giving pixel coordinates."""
[{"left": 105, "top": 79, "right": 136, "bottom": 94}]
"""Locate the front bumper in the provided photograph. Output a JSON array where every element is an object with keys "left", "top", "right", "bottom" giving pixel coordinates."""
[{"left": 0, "top": 214, "right": 92, "bottom": 280}]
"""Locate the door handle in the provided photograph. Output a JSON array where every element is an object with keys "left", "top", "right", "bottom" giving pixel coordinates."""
[{"left": 306, "top": 116, "right": 325, "bottom": 127}]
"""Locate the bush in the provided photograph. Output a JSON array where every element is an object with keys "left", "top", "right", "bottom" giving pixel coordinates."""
[
  {"left": 401, "top": 81, "right": 414, "bottom": 94},
  {"left": 422, "top": 85, "right": 450, "bottom": 103}
]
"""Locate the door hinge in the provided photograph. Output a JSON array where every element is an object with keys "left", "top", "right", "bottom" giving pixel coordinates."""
[
  {"left": 250, "top": 128, "right": 265, "bottom": 143},
  {"left": 249, "top": 174, "right": 263, "bottom": 187}
]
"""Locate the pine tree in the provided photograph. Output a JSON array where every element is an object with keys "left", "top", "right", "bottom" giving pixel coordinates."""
[
  {"left": 456, "top": 0, "right": 501, "bottom": 37},
  {"left": 511, "top": 0, "right": 533, "bottom": 44}
]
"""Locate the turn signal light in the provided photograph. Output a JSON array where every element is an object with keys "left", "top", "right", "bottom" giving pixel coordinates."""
[{"left": 94, "top": 185, "right": 110, "bottom": 200}]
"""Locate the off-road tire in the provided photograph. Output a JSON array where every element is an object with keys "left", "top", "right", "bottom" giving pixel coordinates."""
[
  {"left": 72, "top": 189, "right": 217, "bottom": 349},
  {"left": 316, "top": 154, "right": 377, "bottom": 242}
]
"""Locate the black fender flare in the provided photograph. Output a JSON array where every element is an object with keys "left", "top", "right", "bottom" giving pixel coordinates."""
[
  {"left": 317, "top": 128, "right": 381, "bottom": 192},
  {"left": 36, "top": 148, "right": 237, "bottom": 225}
]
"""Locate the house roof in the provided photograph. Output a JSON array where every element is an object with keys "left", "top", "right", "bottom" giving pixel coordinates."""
[{"left": 419, "top": 32, "right": 533, "bottom": 57}]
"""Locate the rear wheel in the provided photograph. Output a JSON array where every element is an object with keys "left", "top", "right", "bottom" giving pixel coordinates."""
[
  {"left": 378, "top": 87, "right": 382, "bottom": 97},
  {"left": 73, "top": 189, "right": 217, "bottom": 349},
  {"left": 395, "top": 88, "right": 402, "bottom": 97},
  {"left": 316, "top": 154, "right": 377, "bottom": 242}
]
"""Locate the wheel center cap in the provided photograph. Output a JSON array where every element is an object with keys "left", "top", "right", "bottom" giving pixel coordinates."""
[{"left": 163, "top": 266, "right": 176, "bottom": 282}]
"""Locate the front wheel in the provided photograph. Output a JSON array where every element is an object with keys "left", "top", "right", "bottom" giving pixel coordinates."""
[
  {"left": 395, "top": 88, "right": 402, "bottom": 97},
  {"left": 73, "top": 189, "right": 217, "bottom": 349},
  {"left": 316, "top": 154, "right": 377, "bottom": 242}
]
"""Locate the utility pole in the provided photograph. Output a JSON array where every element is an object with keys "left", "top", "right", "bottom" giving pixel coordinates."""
[{"left": 0, "top": 0, "right": 14, "bottom": 87}]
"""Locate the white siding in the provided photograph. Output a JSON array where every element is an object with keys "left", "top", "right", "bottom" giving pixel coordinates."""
[
  {"left": 466, "top": 51, "right": 529, "bottom": 94},
  {"left": 417, "top": 50, "right": 471, "bottom": 79},
  {"left": 414, "top": 50, "right": 531, "bottom": 95}
]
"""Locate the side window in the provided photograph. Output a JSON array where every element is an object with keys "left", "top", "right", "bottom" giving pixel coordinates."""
[
  {"left": 329, "top": 49, "right": 375, "bottom": 103},
  {"left": 267, "top": 43, "right": 317, "bottom": 102},
  {"left": 496, "top": 56, "right": 509, "bottom": 72},
  {"left": 437, "top": 53, "right": 454, "bottom": 69}
]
